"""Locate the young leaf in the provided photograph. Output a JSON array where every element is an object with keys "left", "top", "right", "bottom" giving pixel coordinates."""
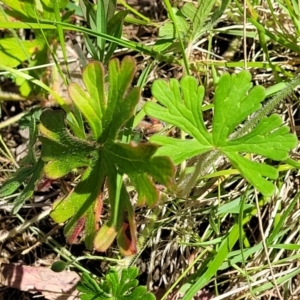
[
  {"left": 181, "top": 0, "right": 215, "bottom": 40},
  {"left": 105, "top": 10, "right": 129, "bottom": 63},
  {"left": 159, "top": 8, "right": 189, "bottom": 40},
  {"left": 77, "top": 268, "right": 155, "bottom": 300},
  {"left": 77, "top": 273, "right": 106, "bottom": 300},
  {"left": 144, "top": 71, "right": 297, "bottom": 196},
  {"left": 40, "top": 57, "right": 174, "bottom": 253}
]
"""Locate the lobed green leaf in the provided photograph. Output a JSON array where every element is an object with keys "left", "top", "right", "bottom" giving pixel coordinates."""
[
  {"left": 39, "top": 57, "right": 175, "bottom": 253},
  {"left": 39, "top": 109, "right": 96, "bottom": 179},
  {"left": 68, "top": 62, "right": 105, "bottom": 140},
  {"left": 212, "top": 71, "right": 265, "bottom": 144},
  {"left": 145, "top": 71, "right": 298, "bottom": 196}
]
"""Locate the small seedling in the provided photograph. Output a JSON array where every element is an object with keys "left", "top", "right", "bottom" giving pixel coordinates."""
[
  {"left": 156, "top": 0, "right": 230, "bottom": 54},
  {"left": 77, "top": 267, "right": 155, "bottom": 300}
]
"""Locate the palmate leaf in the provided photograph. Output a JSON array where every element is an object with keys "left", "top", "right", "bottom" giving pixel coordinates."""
[
  {"left": 144, "top": 71, "right": 298, "bottom": 196},
  {"left": 40, "top": 57, "right": 174, "bottom": 254}
]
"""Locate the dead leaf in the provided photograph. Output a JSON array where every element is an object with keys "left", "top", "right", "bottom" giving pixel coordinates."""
[{"left": 0, "top": 263, "right": 80, "bottom": 300}]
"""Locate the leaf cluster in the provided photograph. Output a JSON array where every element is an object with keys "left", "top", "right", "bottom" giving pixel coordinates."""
[
  {"left": 79, "top": 0, "right": 128, "bottom": 63},
  {"left": 77, "top": 267, "right": 155, "bottom": 300},
  {"left": 39, "top": 57, "right": 174, "bottom": 255},
  {"left": 155, "top": 0, "right": 230, "bottom": 53}
]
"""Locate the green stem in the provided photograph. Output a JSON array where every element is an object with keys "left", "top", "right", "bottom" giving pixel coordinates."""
[{"left": 163, "top": 0, "right": 190, "bottom": 75}]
